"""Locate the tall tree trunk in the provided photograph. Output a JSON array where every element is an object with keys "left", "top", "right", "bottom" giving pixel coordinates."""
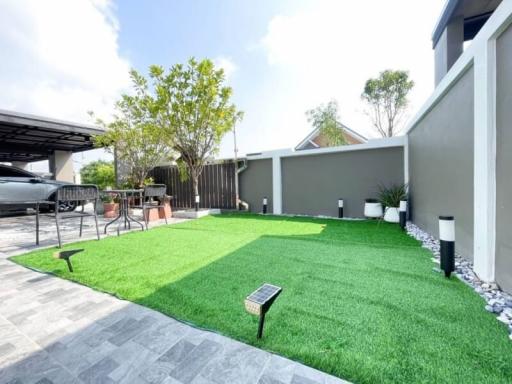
[{"left": 191, "top": 169, "right": 199, "bottom": 208}]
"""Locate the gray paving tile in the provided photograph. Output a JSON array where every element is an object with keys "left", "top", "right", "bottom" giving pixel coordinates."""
[
  {"left": 25, "top": 275, "right": 53, "bottom": 284},
  {"left": 158, "top": 339, "right": 196, "bottom": 366},
  {"left": 0, "top": 342, "right": 16, "bottom": 358},
  {"left": 7, "top": 308, "right": 36, "bottom": 325},
  {"left": 200, "top": 342, "right": 270, "bottom": 384},
  {"left": 170, "top": 339, "right": 223, "bottom": 384},
  {"left": 133, "top": 320, "right": 189, "bottom": 354},
  {"left": 78, "top": 357, "right": 119, "bottom": 384},
  {"left": 108, "top": 315, "right": 157, "bottom": 347},
  {"left": 258, "top": 374, "right": 287, "bottom": 384},
  {"left": 35, "top": 378, "right": 54, "bottom": 384},
  {"left": 291, "top": 375, "right": 321, "bottom": 384}
]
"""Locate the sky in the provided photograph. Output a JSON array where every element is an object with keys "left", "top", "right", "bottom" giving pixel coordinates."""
[{"left": 0, "top": 0, "right": 447, "bottom": 172}]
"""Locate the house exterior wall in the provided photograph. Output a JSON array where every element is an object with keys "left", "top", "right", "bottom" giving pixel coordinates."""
[
  {"left": 311, "top": 131, "right": 364, "bottom": 147},
  {"left": 281, "top": 147, "right": 404, "bottom": 218},
  {"left": 239, "top": 159, "right": 273, "bottom": 213},
  {"left": 408, "top": 66, "right": 475, "bottom": 260},
  {"left": 495, "top": 23, "right": 512, "bottom": 293}
]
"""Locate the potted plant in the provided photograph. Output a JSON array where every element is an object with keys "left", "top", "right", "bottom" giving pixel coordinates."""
[
  {"left": 102, "top": 193, "right": 119, "bottom": 218},
  {"left": 378, "top": 183, "right": 408, "bottom": 223},
  {"left": 364, "top": 198, "right": 383, "bottom": 218}
]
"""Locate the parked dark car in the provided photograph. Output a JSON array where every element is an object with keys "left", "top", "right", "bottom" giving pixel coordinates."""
[{"left": 0, "top": 164, "right": 77, "bottom": 213}]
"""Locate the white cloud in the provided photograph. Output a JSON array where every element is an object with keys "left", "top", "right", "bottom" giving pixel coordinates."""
[
  {"left": 213, "top": 56, "right": 237, "bottom": 80},
  {"left": 247, "top": 0, "right": 446, "bottom": 150},
  {"left": 0, "top": 0, "right": 130, "bottom": 123}
]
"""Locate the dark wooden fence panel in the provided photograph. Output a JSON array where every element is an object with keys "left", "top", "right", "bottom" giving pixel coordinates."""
[{"left": 150, "top": 162, "right": 236, "bottom": 209}]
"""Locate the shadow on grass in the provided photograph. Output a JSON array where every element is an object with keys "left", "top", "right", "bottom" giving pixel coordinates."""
[{"left": 135, "top": 233, "right": 512, "bottom": 383}]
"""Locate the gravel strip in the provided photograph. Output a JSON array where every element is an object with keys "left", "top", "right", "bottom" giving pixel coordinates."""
[{"left": 405, "top": 222, "right": 512, "bottom": 341}]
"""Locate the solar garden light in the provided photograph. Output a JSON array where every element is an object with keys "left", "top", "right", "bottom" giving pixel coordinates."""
[
  {"left": 53, "top": 249, "right": 84, "bottom": 272},
  {"left": 399, "top": 200, "right": 407, "bottom": 230},
  {"left": 439, "top": 216, "right": 455, "bottom": 278},
  {"left": 195, "top": 195, "right": 200, "bottom": 212},
  {"left": 245, "top": 283, "right": 282, "bottom": 339},
  {"left": 338, "top": 198, "right": 344, "bottom": 218},
  {"left": 262, "top": 197, "right": 268, "bottom": 214}
]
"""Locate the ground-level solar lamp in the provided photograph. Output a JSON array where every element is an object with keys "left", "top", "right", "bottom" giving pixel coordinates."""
[
  {"left": 338, "top": 198, "right": 344, "bottom": 218},
  {"left": 195, "top": 195, "right": 200, "bottom": 211},
  {"left": 53, "top": 249, "right": 83, "bottom": 272},
  {"left": 245, "top": 283, "right": 282, "bottom": 339},
  {"left": 262, "top": 197, "right": 268, "bottom": 214},
  {"left": 439, "top": 216, "right": 455, "bottom": 278},
  {"left": 399, "top": 200, "right": 407, "bottom": 230}
]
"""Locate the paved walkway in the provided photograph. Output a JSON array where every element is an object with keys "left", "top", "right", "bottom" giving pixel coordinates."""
[
  {"left": 0, "top": 237, "right": 349, "bottom": 384},
  {"left": 0, "top": 209, "right": 187, "bottom": 257}
]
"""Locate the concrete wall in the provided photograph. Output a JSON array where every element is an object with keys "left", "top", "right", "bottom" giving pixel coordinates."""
[
  {"left": 434, "top": 16, "right": 464, "bottom": 86},
  {"left": 49, "top": 150, "right": 74, "bottom": 182},
  {"left": 408, "top": 66, "right": 474, "bottom": 260},
  {"left": 239, "top": 159, "right": 273, "bottom": 213},
  {"left": 495, "top": 24, "right": 512, "bottom": 293},
  {"left": 281, "top": 147, "right": 404, "bottom": 218}
]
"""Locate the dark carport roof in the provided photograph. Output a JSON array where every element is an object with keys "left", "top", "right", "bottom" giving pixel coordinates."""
[{"left": 0, "top": 109, "right": 104, "bottom": 162}]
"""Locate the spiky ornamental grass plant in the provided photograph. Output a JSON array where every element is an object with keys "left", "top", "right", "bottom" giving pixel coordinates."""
[{"left": 378, "top": 183, "right": 408, "bottom": 208}]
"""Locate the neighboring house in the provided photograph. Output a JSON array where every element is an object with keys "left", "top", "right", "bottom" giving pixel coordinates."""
[{"left": 295, "top": 124, "right": 367, "bottom": 151}]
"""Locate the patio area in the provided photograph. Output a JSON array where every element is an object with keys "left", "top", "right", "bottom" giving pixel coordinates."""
[{"left": 0, "top": 208, "right": 187, "bottom": 258}]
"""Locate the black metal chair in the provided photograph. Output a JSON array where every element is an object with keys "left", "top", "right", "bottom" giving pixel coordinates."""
[
  {"left": 141, "top": 184, "right": 168, "bottom": 229},
  {"left": 41, "top": 185, "right": 100, "bottom": 248}
]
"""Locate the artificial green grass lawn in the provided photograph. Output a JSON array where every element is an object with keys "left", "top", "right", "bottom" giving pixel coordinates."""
[{"left": 11, "top": 213, "right": 512, "bottom": 383}]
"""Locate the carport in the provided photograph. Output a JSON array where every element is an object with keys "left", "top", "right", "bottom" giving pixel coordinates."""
[{"left": 0, "top": 109, "right": 103, "bottom": 181}]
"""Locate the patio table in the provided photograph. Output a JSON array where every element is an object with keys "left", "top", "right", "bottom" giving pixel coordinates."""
[
  {"left": 0, "top": 200, "right": 48, "bottom": 245},
  {"left": 103, "top": 189, "right": 145, "bottom": 235}
]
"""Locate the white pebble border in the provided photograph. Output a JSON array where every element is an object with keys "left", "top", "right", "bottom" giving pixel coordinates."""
[{"left": 406, "top": 222, "right": 512, "bottom": 341}]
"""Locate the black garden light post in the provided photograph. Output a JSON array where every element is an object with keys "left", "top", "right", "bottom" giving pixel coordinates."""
[
  {"left": 399, "top": 200, "right": 407, "bottom": 230},
  {"left": 245, "top": 283, "right": 282, "bottom": 339},
  {"left": 338, "top": 198, "right": 344, "bottom": 218},
  {"left": 195, "top": 195, "right": 200, "bottom": 212},
  {"left": 439, "top": 216, "right": 455, "bottom": 278},
  {"left": 262, "top": 197, "right": 268, "bottom": 214}
]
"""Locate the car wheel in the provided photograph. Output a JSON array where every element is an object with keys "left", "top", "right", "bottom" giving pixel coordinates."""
[{"left": 58, "top": 201, "right": 77, "bottom": 212}]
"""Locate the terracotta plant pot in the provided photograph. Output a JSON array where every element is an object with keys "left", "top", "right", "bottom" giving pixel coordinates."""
[
  {"left": 145, "top": 202, "right": 172, "bottom": 222},
  {"left": 144, "top": 208, "right": 160, "bottom": 222},
  {"left": 159, "top": 201, "right": 172, "bottom": 219},
  {"left": 103, "top": 203, "right": 119, "bottom": 218}
]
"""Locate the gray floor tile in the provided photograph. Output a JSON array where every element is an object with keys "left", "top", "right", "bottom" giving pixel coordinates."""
[
  {"left": 170, "top": 340, "right": 223, "bottom": 384},
  {"left": 0, "top": 342, "right": 16, "bottom": 358},
  {"left": 78, "top": 357, "right": 119, "bottom": 384}
]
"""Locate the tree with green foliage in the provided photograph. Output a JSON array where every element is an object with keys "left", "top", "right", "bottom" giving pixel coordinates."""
[
  {"left": 306, "top": 100, "right": 346, "bottom": 146},
  {"left": 149, "top": 58, "right": 243, "bottom": 200},
  {"left": 361, "top": 69, "right": 414, "bottom": 137},
  {"left": 92, "top": 70, "right": 174, "bottom": 188},
  {"left": 80, "top": 160, "right": 115, "bottom": 190}
]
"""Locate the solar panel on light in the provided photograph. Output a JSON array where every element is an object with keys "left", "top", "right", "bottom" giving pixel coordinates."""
[{"left": 244, "top": 283, "right": 282, "bottom": 338}]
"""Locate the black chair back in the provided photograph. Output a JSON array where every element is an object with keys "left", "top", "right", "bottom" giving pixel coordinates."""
[
  {"left": 144, "top": 184, "right": 167, "bottom": 199},
  {"left": 56, "top": 185, "right": 99, "bottom": 202}
]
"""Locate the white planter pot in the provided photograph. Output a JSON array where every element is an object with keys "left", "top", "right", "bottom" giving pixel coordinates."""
[
  {"left": 384, "top": 207, "right": 400, "bottom": 223},
  {"left": 364, "top": 201, "right": 383, "bottom": 218}
]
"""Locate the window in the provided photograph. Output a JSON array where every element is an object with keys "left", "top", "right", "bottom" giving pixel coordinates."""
[{"left": 0, "top": 166, "right": 36, "bottom": 178}]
